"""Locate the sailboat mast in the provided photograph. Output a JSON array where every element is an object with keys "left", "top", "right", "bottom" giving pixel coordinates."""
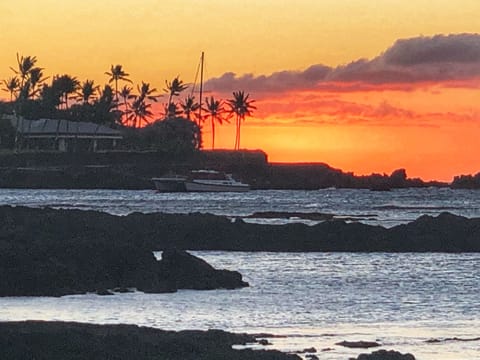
[{"left": 198, "top": 51, "right": 204, "bottom": 124}]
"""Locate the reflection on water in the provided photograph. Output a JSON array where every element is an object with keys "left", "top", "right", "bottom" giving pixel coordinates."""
[
  {"left": 1, "top": 188, "right": 479, "bottom": 358},
  {"left": 0, "top": 187, "right": 479, "bottom": 227},
  {"left": 1, "top": 252, "right": 479, "bottom": 359}
]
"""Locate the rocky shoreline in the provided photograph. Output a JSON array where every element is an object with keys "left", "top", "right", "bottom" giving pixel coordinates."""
[
  {"left": 0, "top": 321, "right": 418, "bottom": 360},
  {"left": 0, "top": 205, "right": 436, "bottom": 359},
  {"left": 1, "top": 205, "right": 479, "bottom": 254},
  {"left": 0, "top": 208, "right": 248, "bottom": 296},
  {"left": 1, "top": 205, "right": 479, "bottom": 295},
  {"left": 0, "top": 150, "right": 451, "bottom": 190},
  {"left": 0, "top": 321, "right": 299, "bottom": 360}
]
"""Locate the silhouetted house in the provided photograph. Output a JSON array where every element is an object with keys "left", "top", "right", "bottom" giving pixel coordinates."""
[{"left": 6, "top": 115, "right": 122, "bottom": 151}]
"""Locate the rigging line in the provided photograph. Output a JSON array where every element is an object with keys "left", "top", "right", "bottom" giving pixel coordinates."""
[
  {"left": 191, "top": 54, "right": 201, "bottom": 97},
  {"left": 202, "top": 56, "right": 210, "bottom": 94}
]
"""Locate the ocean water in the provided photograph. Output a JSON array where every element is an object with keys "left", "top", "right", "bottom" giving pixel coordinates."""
[
  {"left": 0, "top": 187, "right": 479, "bottom": 227},
  {"left": 1, "top": 188, "right": 480, "bottom": 359},
  {"left": 1, "top": 252, "right": 479, "bottom": 359}
]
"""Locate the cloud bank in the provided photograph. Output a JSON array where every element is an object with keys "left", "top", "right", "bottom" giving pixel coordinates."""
[{"left": 206, "top": 34, "right": 480, "bottom": 93}]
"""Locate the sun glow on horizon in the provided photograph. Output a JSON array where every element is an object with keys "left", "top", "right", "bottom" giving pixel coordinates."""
[{"left": 2, "top": 1, "right": 480, "bottom": 181}]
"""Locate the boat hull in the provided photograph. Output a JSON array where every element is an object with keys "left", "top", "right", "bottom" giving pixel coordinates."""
[
  {"left": 152, "top": 178, "right": 187, "bottom": 192},
  {"left": 184, "top": 181, "right": 250, "bottom": 192}
]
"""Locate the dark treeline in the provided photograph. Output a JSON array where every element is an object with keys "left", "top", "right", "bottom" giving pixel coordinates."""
[{"left": 1, "top": 53, "right": 255, "bottom": 152}]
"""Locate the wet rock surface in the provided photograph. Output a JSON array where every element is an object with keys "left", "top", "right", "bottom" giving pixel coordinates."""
[
  {"left": 0, "top": 206, "right": 248, "bottom": 296},
  {"left": 159, "top": 248, "right": 249, "bottom": 290},
  {"left": 1, "top": 205, "right": 479, "bottom": 258},
  {"left": 0, "top": 321, "right": 300, "bottom": 360},
  {"left": 2, "top": 204, "right": 478, "bottom": 295},
  {"left": 352, "top": 349, "right": 416, "bottom": 360},
  {"left": 336, "top": 340, "right": 381, "bottom": 348}
]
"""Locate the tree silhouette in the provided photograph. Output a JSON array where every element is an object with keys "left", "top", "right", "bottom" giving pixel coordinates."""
[
  {"left": 39, "top": 83, "right": 63, "bottom": 114},
  {"left": 227, "top": 91, "right": 256, "bottom": 150},
  {"left": 148, "top": 117, "right": 201, "bottom": 152},
  {"left": 137, "top": 81, "right": 159, "bottom": 102},
  {"left": 53, "top": 74, "right": 80, "bottom": 109},
  {"left": 51, "top": 75, "right": 80, "bottom": 145},
  {"left": 127, "top": 97, "right": 153, "bottom": 128},
  {"left": 105, "top": 64, "right": 132, "bottom": 105},
  {"left": 27, "top": 68, "right": 48, "bottom": 99},
  {"left": 76, "top": 80, "right": 98, "bottom": 104},
  {"left": 119, "top": 85, "right": 134, "bottom": 126},
  {"left": 95, "top": 85, "right": 119, "bottom": 126},
  {"left": 10, "top": 54, "right": 38, "bottom": 98},
  {"left": 203, "top": 96, "right": 227, "bottom": 150},
  {"left": 180, "top": 94, "right": 200, "bottom": 122},
  {"left": 164, "top": 102, "right": 182, "bottom": 119},
  {"left": 2, "top": 77, "right": 19, "bottom": 101},
  {"left": 125, "top": 82, "right": 158, "bottom": 127},
  {"left": 164, "top": 76, "right": 188, "bottom": 109}
]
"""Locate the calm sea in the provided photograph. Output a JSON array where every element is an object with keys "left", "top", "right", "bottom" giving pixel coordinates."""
[
  {"left": 1, "top": 188, "right": 479, "bottom": 359},
  {"left": 0, "top": 187, "right": 479, "bottom": 227}
]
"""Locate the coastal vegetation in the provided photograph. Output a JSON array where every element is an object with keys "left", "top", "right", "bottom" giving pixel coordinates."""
[{"left": 0, "top": 53, "right": 255, "bottom": 153}]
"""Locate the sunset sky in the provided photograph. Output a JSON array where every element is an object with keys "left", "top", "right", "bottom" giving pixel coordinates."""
[{"left": 2, "top": 1, "right": 480, "bottom": 181}]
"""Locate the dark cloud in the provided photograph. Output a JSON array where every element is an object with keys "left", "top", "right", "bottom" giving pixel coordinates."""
[
  {"left": 205, "top": 64, "right": 331, "bottom": 93},
  {"left": 205, "top": 33, "right": 480, "bottom": 94},
  {"left": 383, "top": 33, "right": 480, "bottom": 65}
]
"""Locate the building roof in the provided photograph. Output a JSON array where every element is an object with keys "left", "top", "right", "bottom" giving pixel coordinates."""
[{"left": 8, "top": 116, "right": 122, "bottom": 139}]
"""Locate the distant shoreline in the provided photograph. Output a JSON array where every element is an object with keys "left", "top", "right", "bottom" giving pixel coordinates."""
[{"left": 2, "top": 149, "right": 476, "bottom": 189}]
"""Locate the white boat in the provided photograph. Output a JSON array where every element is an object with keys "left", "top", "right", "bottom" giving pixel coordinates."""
[
  {"left": 152, "top": 175, "right": 187, "bottom": 192},
  {"left": 185, "top": 170, "right": 250, "bottom": 192}
]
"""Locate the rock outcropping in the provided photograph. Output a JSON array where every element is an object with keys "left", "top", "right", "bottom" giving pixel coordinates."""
[
  {"left": 0, "top": 206, "right": 248, "bottom": 296},
  {"left": 354, "top": 349, "right": 416, "bottom": 360},
  {"left": 0, "top": 321, "right": 299, "bottom": 360},
  {"left": 1, "top": 205, "right": 480, "bottom": 254},
  {"left": 2, "top": 205, "right": 479, "bottom": 295}
]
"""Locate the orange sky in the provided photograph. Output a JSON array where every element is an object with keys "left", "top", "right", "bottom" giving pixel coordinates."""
[{"left": 2, "top": 1, "right": 480, "bottom": 181}]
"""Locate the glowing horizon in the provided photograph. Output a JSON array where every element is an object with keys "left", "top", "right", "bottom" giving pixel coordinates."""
[{"left": 2, "top": 1, "right": 480, "bottom": 182}]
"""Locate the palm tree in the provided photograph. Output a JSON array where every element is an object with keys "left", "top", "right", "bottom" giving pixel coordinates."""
[
  {"left": 96, "top": 84, "right": 120, "bottom": 126},
  {"left": 27, "top": 68, "right": 48, "bottom": 99},
  {"left": 105, "top": 64, "right": 132, "bottom": 105},
  {"left": 2, "top": 77, "right": 19, "bottom": 101},
  {"left": 227, "top": 91, "right": 256, "bottom": 150},
  {"left": 51, "top": 75, "right": 80, "bottom": 148},
  {"left": 39, "top": 83, "right": 63, "bottom": 113},
  {"left": 164, "top": 102, "right": 182, "bottom": 119},
  {"left": 164, "top": 76, "right": 188, "bottom": 108},
  {"left": 119, "top": 85, "right": 133, "bottom": 126},
  {"left": 124, "top": 82, "right": 159, "bottom": 127},
  {"left": 127, "top": 97, "right": 153, "bottom": 128},
  {"left": 76, "top": 80, "right": 98, "bottom": 104},
  {"left": 53, "top": 74, "right": 80, "bottom": 109},
  {"left": 10, "top": 54, "right": 38, "bottom": 94},
  {"left": 203, "top": 96, "right": 227, "bottom": 150},
  {"left": 180, "top": 95, "right": 200, "bottom": 122},
  {"left": 137, "top": 81, "right": 159, "bottom": 102}
]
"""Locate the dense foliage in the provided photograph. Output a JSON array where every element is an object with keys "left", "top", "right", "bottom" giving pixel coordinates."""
[{"left": 1, "top": 53, "right": 254, "bottom": 153}]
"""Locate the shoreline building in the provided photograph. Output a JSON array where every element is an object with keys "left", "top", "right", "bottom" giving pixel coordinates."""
[{"left": 4, "top": 114, "right": 122, "bottom": 151}]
